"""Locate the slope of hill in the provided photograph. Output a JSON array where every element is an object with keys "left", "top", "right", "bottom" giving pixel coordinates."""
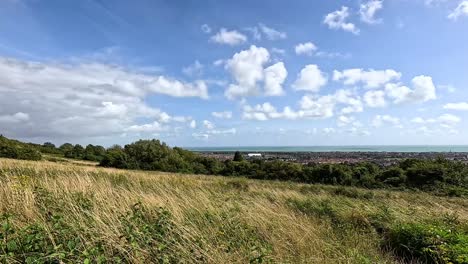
[{"left": 1, "top": 158, "right": 467, "bottom": 263}]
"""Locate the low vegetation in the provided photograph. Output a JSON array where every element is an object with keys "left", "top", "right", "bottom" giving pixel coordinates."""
[
  {"left": 1, "top": 135, "right": 468, "bottom": 262},
  {"left": 0, "top": 159, "right": 467, "bottom": 263}
]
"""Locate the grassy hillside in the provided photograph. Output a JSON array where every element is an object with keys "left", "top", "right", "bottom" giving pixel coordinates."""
[{"left": 1, "top": 158, "right": 467, "bottom": 263}]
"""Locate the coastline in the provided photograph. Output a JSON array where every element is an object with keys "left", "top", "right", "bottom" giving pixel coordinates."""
[{"left": 187, "top": 145, "right": 468, "bottom": 153}]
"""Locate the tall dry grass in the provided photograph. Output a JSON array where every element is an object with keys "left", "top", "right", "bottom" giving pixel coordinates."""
[{"left": 1, "top": 158, "right": 467, "bottom": 263}]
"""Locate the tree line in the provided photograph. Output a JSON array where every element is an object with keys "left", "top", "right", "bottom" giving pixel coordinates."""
[
  {"left": 98, "top": 139, "right": 468, "bottom": 194},
  {"left": 1, "top": 135, "right": 467, "bottom": 195}
]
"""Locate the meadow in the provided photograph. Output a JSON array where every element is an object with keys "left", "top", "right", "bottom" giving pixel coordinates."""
[{"left": 1, "top": 158, "right": 467, "bottom": 263}]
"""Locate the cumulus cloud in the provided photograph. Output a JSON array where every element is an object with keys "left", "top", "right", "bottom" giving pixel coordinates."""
[
  {"left": 333, "top": 89, "right": 364, "bottom": 114},
  {"left": 293, "top": 64, "right": 327, "bottom": 92},
  {"left": 126, "top": 121, "right": 164, "bottom": 133},
  {"left": 364, "top": 90, "right": 386, "bottom": 107},
  {"left": 203, "top": 120, "right": 215, "bottom": 129},
  {"left": 360, "top": 0, "right": 384, "bottom": 24},
  {"left": 190, "top": 120, "right": 197, "bottom": 129},
  {"left": 412, "top": 114, "right": 460, "bottom": 125},
  {"left": 448, "top": 1, "right": 468, "bottom": 20},
  {"left": 385, "top": 75, "right": 436, "bottom": 104},
  {"left": 295, "top": 42, "right": 317, "bottom": 56},
  {"left": 372, "top": 115, "right": 400, "bottom": 127},
  {"left": 225, "top": 45, "right": 269, "bottom": 98},
  {"left": 333, "top": 68, "right": 401, "bottom": 88},
  {"left": 298, "top": 95, "right": 336, "bottom": 118},
  {"left": 337, "top": 115, "right": 355, "bottom": 127},
  {"left": 210, "top": 28, "right": 247, "bottom": 45},
  {"left": 242, "top": 89, "right": 362, "bottom": 121},
  {"left": 438, "top": 113, "right": 461, "bottom": 126},
  {"left": 323, "top": 6, "right": 359, "bottom": 34},
  {"left": 224, "top": 46, "right": 287, "bottom": 99},
  {"left": 182, "top": 60, "right": 204, "bottom": 77},
  {"left": 0, "top": 57, "right": 198, "bottom": 140},
  {"left": 443, "top": 102, "right": 468, "bottom": 111},
  {"left": 258, "top": 24, "right": 287, "bottom": 40},
  {"left": 212, "top": 111, "right": 233, "bottom": 119},
  {"left": 264, "top": 62, "right": 288, "bottom": 96}
]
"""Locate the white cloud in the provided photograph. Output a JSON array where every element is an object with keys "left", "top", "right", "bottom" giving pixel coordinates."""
[
  {"left": 385, "top": 75, "right": 436, "bottom": 104},
  {"left": 323, "top": 6, "right": 360, "bottom": 34},
  {"left": 334, "top": 89, "right": 363, "bottom": 114},
  {"left": 243, "top": 103, "right": 305, "bottom": 121},
  {"left": 0, "top": 112, "right": 29, "bottom": 123},
  {"left": 190, "top": 120, "right": 197, "bottom": 128},
  {"left": 210, "top": 28, "right": 247, "bottom": 45},
  {"left": 225, "top": 45, "right": 269, "bottom": 99},
  {"left": 372, "top": 115, "right": 400, "bottom": 127},
  {"left": 242, "top": 89, "right": 362, "bottom": 121},
  {"left": 126, "top": 121, "right": 164, "bottom": 133},
  {"left": 201, "top": 24, "right": 212, "bottom": 34},
  {"left": 443, "top": 102, "right": 468, "bottom": 111},
  {"left": 299, "top": 95, "right": 336, "bottom": 118},
  {"left": 295, "top": 42, "right": 317, "bottom": 56},
  {"left": 438, "top": 113, "right": 461, "bottom": 126},
  {"left": 0, "top": 57, "right": 197, "bottom": 139},
  {"left": 337, "top": 115, "right": 355, "bottom": 127},
  {"left": 149, "top": 77, "right": 209, "bottom": 99},
  {"left": 192, "top": 132, "right": 209, "bottom": 140},
  {"left": 360, "top": 0, "right": 383, "bottom": 24},
  {"left": 207, "top": 128, "right": 237, "bottom": 135},
  {"left": 333, "top": 68, "right": 401, "bottom": 88},
  {"left": 203, "top": 120, "right": 215, "bottom": 129},
  {"left": 224, "top": 46, "right": 287, "bottom": 99},
  {"left": 364, "top": 90, "right": 386, "bottom": 107},
  {"left": 448, "top": 1, "right": 468, "bottom": 20},
  {"left": 411, "top": 114, "right": 461, "bottom": 127},
  {"left": 293, "top": 64, "right": 327, "bottom": 92},
  {"left": 245, "top": 26, "right": 262, "bottom": 40},
  {"left": 193, "top": 127, "right": 237, "bottom": 140},
  {"left": 258, "top": 24, "right": 287, "bottom": 40},
  {"left": 212, "top": 111, "right": 233, "bottom": 119},
  {"left": 213, "top": 59, "right": 225, "bottom": 67},
  {"left": 182, "top": 60, "right": 203, "bottom": 77},
  {"left": 264, "top": 62, "right": 287, "bottom": 96}
]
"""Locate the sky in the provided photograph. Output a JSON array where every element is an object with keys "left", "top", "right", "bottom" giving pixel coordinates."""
[{"left": 1, "top": 0, "right": 468, "bottom": 147}]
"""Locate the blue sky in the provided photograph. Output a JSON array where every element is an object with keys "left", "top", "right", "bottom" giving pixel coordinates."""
[{"left": 1, "top": 0, "right": 468, "bottom": 147}]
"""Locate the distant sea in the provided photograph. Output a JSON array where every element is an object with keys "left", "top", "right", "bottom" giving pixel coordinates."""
[{"left": 187, "top": 146, "right": 468, "bottom": 153}]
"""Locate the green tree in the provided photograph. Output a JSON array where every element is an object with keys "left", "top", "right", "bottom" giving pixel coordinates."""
[
  {"left": 233, "top": 151, "right": 243, "bottom": 162},
  {"left": 59, "top": 143, "right": 73, "bottom": 154}
]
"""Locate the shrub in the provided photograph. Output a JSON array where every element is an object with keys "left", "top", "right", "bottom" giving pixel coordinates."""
[
  {"left": 0, "top": 135, "right": 42, "bottom": 160},
  {"left": 383, "top": 222, "right": 468, "bottom": 263}
]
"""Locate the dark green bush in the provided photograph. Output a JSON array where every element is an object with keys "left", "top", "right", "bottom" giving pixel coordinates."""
[{"left": 0, "top": 135, "right": 41, "bottom": 160}]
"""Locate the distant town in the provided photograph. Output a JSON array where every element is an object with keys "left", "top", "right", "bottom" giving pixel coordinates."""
[{"left": 197, "top": 151, "right": 468, "bottom": 166}]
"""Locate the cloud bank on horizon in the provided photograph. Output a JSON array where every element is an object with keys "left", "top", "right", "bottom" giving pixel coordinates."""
[{"left": 0, "top": 0, "right": 467, "bottom": 146}]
